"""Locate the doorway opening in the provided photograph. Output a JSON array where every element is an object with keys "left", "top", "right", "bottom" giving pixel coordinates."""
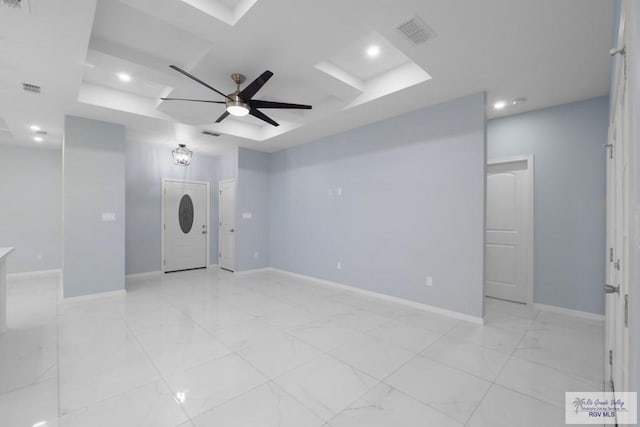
[
  {"left": 485, "top": 156, "right": 534, "bottom": 306},
  {"left": 218, "top": 179, "right": 236, "bottom": 272}
]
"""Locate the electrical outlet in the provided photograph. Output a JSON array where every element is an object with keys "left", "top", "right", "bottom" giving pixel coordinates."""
[
  {"left": 426, "top": 276, "right": 433, "bottom": 287},
  {"left": 253, "top": 251, "right": 259, "bottom": 259},
  {"left": 337, "top": 187, "right": 343, "bottom": 196},
  {"left": 36, "top": 253, "right": 43, "bottom": 261},
  {"left": 336, "top": 261, "right": 342, "bottom": 270}
]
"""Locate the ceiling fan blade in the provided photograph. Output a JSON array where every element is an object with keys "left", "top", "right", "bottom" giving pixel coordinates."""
[
  {"left": 169, "top": 65, "right": 231, "bottom": 100},
  {"left": 161, "top": 97, "right": 225, "bottom": 104},
  {"left": 215, "top": 111, "right": 230, "bottom": 123},
  {"left": 239, "top": 70, "right": 274, "bottom": 101},
  {"left": 249, "top": 108, "right": 279, "bottom": 127},
  {"left": 250, "top": 100, "right": 312, "bottom": 110}
]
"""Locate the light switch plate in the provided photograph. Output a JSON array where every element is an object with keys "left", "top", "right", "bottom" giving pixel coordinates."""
[
  {"left": 101, "top": 212, "right": 116, "bottom": 222},
  {"left": 242, "top": 212, "right": 253, "bottom": 219}
]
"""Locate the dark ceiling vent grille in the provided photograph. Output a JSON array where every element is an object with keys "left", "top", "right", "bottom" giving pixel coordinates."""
[
  {"left": 1, "top": 0, "right": 22, "bottom": 8},
  {"left": 35, "top": 130, "right": 48, "bottom": 135},
  {"left": 396, "top": 15, "right": 436, "bottom": 45},
  {"left": 202, "top": 130, "right": 221, "bottom": 137},
  {"left": 22, "top": 83, "right": 41, "bottom": 94}
]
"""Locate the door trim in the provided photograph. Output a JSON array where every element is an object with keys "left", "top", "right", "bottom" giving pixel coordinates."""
[
  {"left": 218, "top": 179, "right": 236, "bottom": 272},
  {"left": 161, "top": 179, "right": 210, "bottom": 274},
  {"left": 486, "top": 155, "right": 535, "bottom": 307}
]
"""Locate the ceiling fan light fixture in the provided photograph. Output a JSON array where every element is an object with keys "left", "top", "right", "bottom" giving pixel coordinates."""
[{"left": 226, "top": 100, "right": 250, "bottom": 117}]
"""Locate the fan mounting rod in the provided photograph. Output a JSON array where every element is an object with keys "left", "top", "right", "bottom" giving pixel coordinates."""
[{"left": 231, "top": 73, "right": 246, "bottom": 88}]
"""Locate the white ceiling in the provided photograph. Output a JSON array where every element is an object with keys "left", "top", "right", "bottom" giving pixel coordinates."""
[{"left": 0, "top": 0, "right": 613, "bottom": 155}]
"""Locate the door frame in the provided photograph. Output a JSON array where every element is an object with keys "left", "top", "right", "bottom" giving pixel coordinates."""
[
  {"left": 218, "top": 178, "right": 236, "bottom": 272},
  {"left": 161, "top": 179, "right": 211, "bottom": 273},
  {"left": 486, "top": 155, "right": 535, "bottom": 307}
]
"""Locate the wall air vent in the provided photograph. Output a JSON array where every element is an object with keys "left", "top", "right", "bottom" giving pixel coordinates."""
[
  {"left": 35, "top": 130, "right": 48, "bottom": 135},
  {"left": 22, "top": 82, "right": 41, "bottom": 94},
  {"left": 396, "top": 15, "right": 437, "bottom": 45},
  {"left": 202, "top": 130, "right": 221, "bottom": 137}
]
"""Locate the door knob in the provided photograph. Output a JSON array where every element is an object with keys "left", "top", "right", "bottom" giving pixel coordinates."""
[
  {"left": 605, "top": 284, "right": 620, "bottom": 294},
  {"left": 230, "top": 228, "right": 235, "bottom": 232},
  {"left": 202, "top": 231, "right": 207, "bottom": 234}
]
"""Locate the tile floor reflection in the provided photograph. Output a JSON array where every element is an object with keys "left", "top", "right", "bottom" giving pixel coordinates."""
[{"left": 0, "top": 269, "right": 604, "bottom": 426}]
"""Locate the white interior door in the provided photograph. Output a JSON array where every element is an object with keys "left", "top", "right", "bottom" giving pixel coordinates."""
[
  {"left": 485, "top": 159, "right": 532, "bottom": 304},
  {"left": 218, "top": 180, "right": 236, "bottom": 271},
  {"left": 605, "top": 30, "right": 630, "bottom": 404},
  {"left": 163, "top": 180, "right": 208, "bottom": 272}
]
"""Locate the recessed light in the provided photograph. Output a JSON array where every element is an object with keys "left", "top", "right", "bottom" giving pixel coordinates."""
[
  {"left": 117, "top": 72, "right": 131, "bottom": 82},
  {"left": 30, "top": 125, "right": 40, "bottom": 132},
  {"left": 512, "top": 97, "right": 527, "bottom": 105},
  {"left": 366, "top": 45, "right": 381, "bottom": 58},
  {"left": 33, "top": 136, "right": 43, "bottom": 143},
  {"left": 493, "top": 100, "right": 507, "bottom": 110}
]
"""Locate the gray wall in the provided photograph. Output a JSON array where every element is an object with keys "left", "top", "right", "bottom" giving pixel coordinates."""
[
  {"left": 487, "top": 97, "right": 608, "bottom": 315},
  {"left": 63, "top": 116, "right": 126, "bottom": 298},
  {"left": 0, "top": 146, "right": 62, "bottom": 274},
  {"left": 219, "top": 148, "right": 238, "bottom": 180},
  {"left": 236, "top": 147, "right": 270, "bottom": 271},
  {"left": 270, "top": 93, "right": 487, "bottom": 318},
  {"left": 125, "top": 141, "right": 220, "bottom": 275}
]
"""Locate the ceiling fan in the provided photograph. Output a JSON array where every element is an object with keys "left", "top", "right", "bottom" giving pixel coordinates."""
[{"left": 161, "top": 65, "right": 312, "bottom": 127}]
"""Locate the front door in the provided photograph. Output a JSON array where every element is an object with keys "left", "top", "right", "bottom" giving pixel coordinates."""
[{"left": 163, "top": 180, "right": 208, "bottom": 272}]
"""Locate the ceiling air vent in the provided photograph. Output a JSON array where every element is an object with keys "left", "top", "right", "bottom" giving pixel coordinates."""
[
  {"left": 396, "top": 15, "right": 436, "bottom": 45},
  {"left": 202, "top": 130, "right": 221, "bottom": 137},
  {"left": 35, "top": 130, "right": 48, "bottom": 135},
  {"left": 1, "top": 0, "right": 22, "bottom": 8},
  {"left": 22, "top": 82, "right": 41, "bottom": 94}
]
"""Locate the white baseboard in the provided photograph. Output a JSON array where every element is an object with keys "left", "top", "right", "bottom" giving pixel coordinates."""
[
  {"left": 234, "top": 267, "right": 272, "bottom": 276},
  {"left": 62, "top": 289, "right": 126, "bottom": 303},
  {"left": 125, "top": 271, "right": 162, "bottom": 280},
  {"left": 8, "top": 269, "right": 61, "bottom": 281},
  {"left": 534, "top": 303, "right": 605, "bottom": 322},
  {"left": 268, "top": 268, "right": 484, "bottom": 325}
]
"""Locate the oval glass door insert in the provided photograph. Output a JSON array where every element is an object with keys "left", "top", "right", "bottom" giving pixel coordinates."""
[{"left": 178, "top": 194, "right": 194, "bottom": 234}]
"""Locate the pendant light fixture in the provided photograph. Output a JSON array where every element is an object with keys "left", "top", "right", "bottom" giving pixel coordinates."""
[{"left": 172, "top": 143, "right": 192, "bottom": 166}]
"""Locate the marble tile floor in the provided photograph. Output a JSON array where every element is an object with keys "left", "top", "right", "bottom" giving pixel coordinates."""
[{"left": 0, "top": 269, "right": 604, "bottom": 426}]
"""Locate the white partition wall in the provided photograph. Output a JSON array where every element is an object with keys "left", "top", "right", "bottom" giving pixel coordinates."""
[{"left": 63, "top": 116, "right": 126, "bottom": 299}]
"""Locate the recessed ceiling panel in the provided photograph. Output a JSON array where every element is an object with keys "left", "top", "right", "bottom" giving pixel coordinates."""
[
  {"left": 179, "top": 0, "right": 257, "bottom": 25},
  {"left": 92, "top": 0, "right": 210, "bottom": 65},
  {"left": 82, "top": 64, "right": 167, "bottom": 99},
  {"left": 327, "top": 32, "right": 411, "bottom": 82}
]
